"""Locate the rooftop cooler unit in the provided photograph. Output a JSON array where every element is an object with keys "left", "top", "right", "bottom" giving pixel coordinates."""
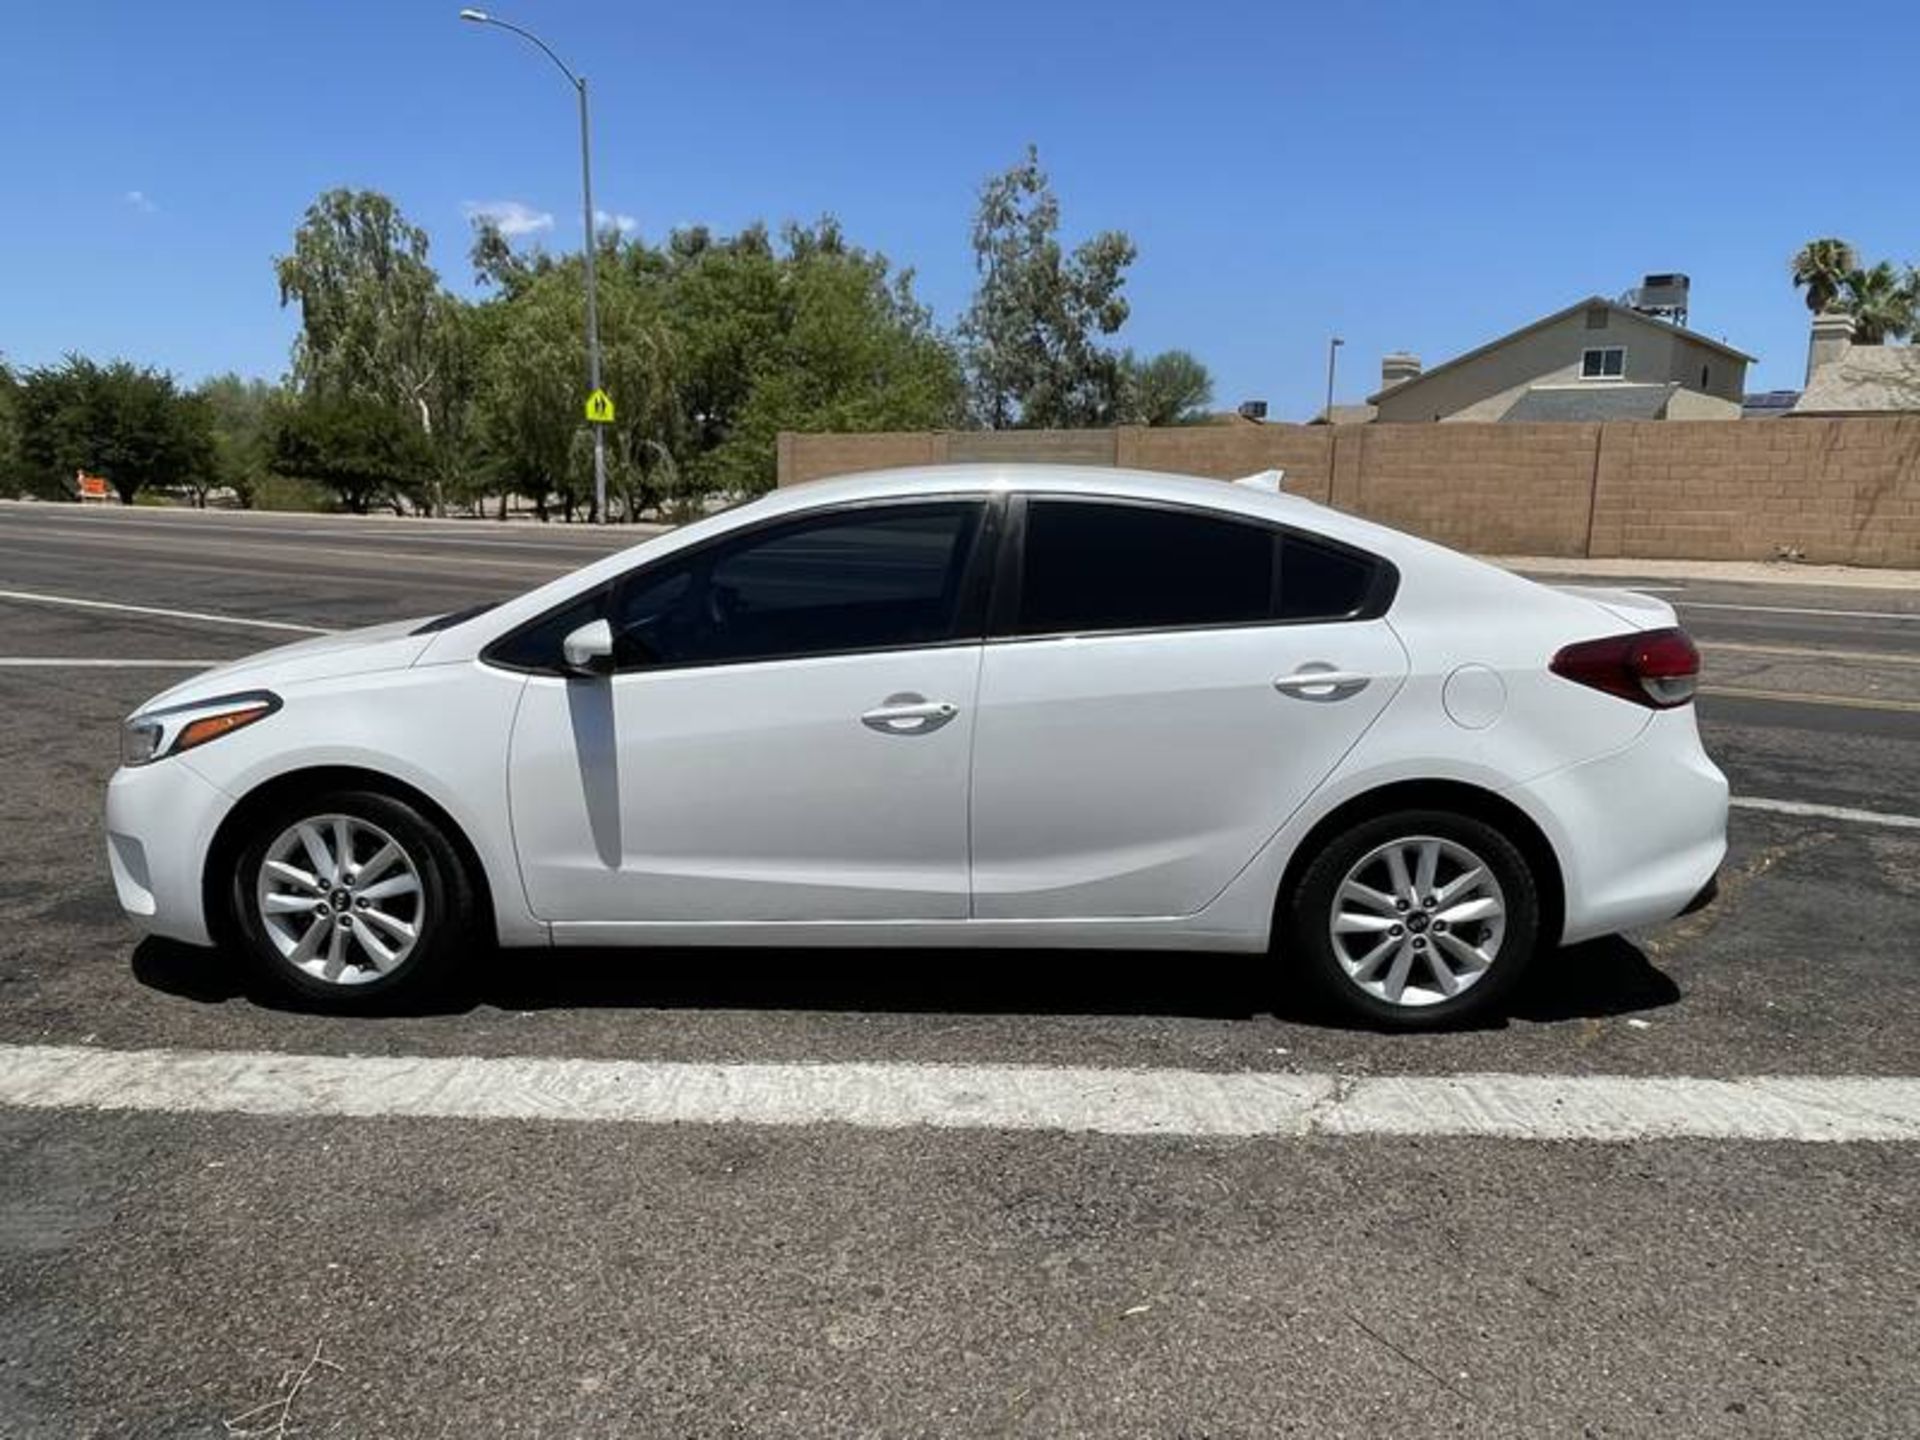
[{"left": 1624, "top": 273, "right": 1690, "bottom": 327}]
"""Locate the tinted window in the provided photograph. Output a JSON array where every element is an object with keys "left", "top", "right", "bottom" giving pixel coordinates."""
[
  {"left": 1016, "top": 500, "right": 1275, "bottom": 636},
  {"left": 1278, "top": 533, "right": 1375, "bottom": 620},
  {"left": 484, "top": 592, "right": 608, "bottom": 672},
  {"left": 608, "top": 501, "right": 987, "bottom": 668}
]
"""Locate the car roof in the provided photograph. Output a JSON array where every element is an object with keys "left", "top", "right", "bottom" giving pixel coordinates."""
[
  {"left": 749, "top": 462, "right": 1422, "bottom": 558},
  {"left": 753, "top": 462, "right": 1317, "bottom": 522}
]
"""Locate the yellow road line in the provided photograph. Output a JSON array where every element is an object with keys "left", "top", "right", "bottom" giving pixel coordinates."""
[
  {"left": 1699, "top": 685, "right": 1920, "bottom": 715},
  {"left": 1702, "top": 641, "right": 1920, "bottom": 667}
]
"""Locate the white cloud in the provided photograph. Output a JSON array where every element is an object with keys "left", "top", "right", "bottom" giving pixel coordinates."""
[
  {"left": 123, "top": 189, "right": 156, "bottom": 214},
  {"left": 594, "top": 209, "right": 639, "bottom": 236},
  {"left": 462, "top": 199, "right": 554, "bottom": 238}
]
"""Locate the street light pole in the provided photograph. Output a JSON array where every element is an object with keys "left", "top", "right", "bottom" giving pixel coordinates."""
[
  {"left": 1324, "top": 336, "right": 1344, "bottom": 424},
  {"left": 459, "top": 9, "right": 608, "bottom": 524}
]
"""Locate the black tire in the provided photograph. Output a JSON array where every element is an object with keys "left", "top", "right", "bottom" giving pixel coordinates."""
[
  {"left": 1282, "top": 808, "right": 1541, "bottom": 1030},
  {"left": 226, "top": 788, "right": 476, "bottom": 1009}
]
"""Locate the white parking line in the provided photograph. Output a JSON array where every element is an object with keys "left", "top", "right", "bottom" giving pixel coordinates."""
[
  {"left": 1678, "top": 600, "right": 1920, "bottom": 622},
  {"left": 0, "top": 589, "right": 331, "bottom": 634},
  {"left": 0, "top": 658, "right": 220, "bottom": 668},
  {"left": 1731, "top": 797, "right": 1920, "bottom": 832},
  {"left": 1, "top": 1045, "right": 1917, "bottom": 1142}
]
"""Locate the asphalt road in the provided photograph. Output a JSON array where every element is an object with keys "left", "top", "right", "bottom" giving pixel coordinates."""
[{"left": 1, "top": 500, "right": 1917, "bottom": 1437}]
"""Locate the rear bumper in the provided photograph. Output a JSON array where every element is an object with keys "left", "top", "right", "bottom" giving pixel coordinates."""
[
  {"left": 1511, "top": 707, "right": 1729, "bottom": 945},
  {"left": 104, "top": 758, "right": 231, "bottom": 946}
]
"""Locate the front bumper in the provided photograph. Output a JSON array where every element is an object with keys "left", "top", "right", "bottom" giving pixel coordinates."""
[{"left": 104, "top": 758, "right": 232, "bottom": 946}]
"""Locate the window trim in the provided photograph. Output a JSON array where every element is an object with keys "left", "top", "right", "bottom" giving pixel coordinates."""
[
  {"left": 988, "top": 492, "right": 1398, "bottom": 646},
  {"left": 1580, "top": 346, "right": 1627, "bottom": 380},
  {"left": 481, "top": 493, "right": 1003, "bottom": 677}
]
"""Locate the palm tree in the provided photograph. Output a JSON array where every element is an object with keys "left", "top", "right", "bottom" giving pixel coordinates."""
[
  {"left": 1840, "top": 261, "right": 1916, "bottom": 344},
  {"left": 1790, "top": 237, "right": 1858, "bottom": 314}
]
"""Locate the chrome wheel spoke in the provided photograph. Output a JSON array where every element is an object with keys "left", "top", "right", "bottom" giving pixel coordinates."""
[
  {"left": 1438, "top": 895, "right": 1502, "bottom": 926},
  {"left": 1334, "top": 910, "right": 1398, "bottom": 935},
  {"left": 1347, "top": 933, "right": 1398, "bottom": 983},
  {"left": 350, "top": 916, "right": 400, "bottom": 973},
  {"left": 358, "top": 872, "right": 420, "bottom": 903},
  {"left": 322, "top": 921, "right": 348, "bottom": 981},
  {"left": 353, "top": 840, "right": 402, "bottom": 887},
  {"left": 288, "top": 914, "right": 329, "bottom": 965},
  {"left": 1432, "top": 866, "right": 1485, "bottom": 910},
  {"left": 297, "top": 824, "right": 335, "bottom": 884},
  {"left": 1426, "top": 948, "right": 1459, "bottom": 997},
  {"left": 1437, "top": 930, "right": 1493, "bottom": 977},
  {"left": 1339, "top": 879, "right": 1399, "bottom": 915},
  {"left": 1384, "top": 846, "right": 1415, "bottom": 903},
  {"left": 264, "top": 859, "right": 323, "bottom": 894},
  {"left": 1412, "top": 841, "right": 1439, "bottom": 901},
  {"left": 1380, "top": 943, "right": 1416, "bottom": 1004},
  {"left": 357, "top": 906, "right": 416, "bottom": 944},
  {"left": 263, "top": 892, "right": 321, "bottom": 915}
]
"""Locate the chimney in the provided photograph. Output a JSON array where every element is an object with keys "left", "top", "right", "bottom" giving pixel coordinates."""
[
  {"left": 1806, "top": 310, "right": 1853, "bottom": 385},
  {"left": 1380, "top": 352, "right": 1422, "bottom": 390}
]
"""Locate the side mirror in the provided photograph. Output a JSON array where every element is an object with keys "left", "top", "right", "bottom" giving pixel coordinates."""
[{"left": 560, "top": 618, "right": 615, "bottom": 676}]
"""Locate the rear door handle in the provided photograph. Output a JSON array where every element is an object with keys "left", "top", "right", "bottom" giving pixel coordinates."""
[
  {"left": 1273, "top": 668, "right": 1372, "bottom": 699},
  {"left": 861, "top": 694, "right": 959, "bottom": 734}
]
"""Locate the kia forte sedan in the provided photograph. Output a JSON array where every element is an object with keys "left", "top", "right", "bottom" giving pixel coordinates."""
[{"left": 106, "top": 465, "right": 1727, "bottom": 1027}]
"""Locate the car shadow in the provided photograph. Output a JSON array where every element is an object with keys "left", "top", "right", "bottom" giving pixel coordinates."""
[{"left": 131, "top": 932, "right": 1680, "bottom": 1031}]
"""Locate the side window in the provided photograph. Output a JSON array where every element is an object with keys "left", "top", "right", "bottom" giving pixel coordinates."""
[
  {"left": 1016, "top": 500, "right": 1275, "bottom": 636},
  {"left": 610, "top": 501, "right": 987, "bottom": 669},
  {"left": 1278, "top": 533, "right": 1377, "bottom": 620}
]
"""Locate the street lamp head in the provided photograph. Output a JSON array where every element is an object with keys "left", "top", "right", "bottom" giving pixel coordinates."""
[{"left": 458, "top": 8, "right": 490, "bottom": 22}]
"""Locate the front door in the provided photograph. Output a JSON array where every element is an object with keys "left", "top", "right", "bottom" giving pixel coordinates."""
[{"left": 507, "top": 499, "right": 992, "bottom": 923}]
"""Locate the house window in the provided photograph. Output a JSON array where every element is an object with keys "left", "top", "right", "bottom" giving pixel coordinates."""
[
  {"left": 1585, "top": 306, "right": 1609, "bottom": 330},
  {"left": 1581, "top": 347, "right": 1626, "bottom": 379}
]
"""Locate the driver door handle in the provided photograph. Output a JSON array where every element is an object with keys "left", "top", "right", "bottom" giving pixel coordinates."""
[{"left": 861, "top": 695, "right": 959, "bottom": 735}]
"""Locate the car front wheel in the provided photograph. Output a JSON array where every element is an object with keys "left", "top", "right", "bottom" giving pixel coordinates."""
[
  {"left": 227, "top": 789, "right": 474, "bottom": 1007},
  {"left": 1284, "top": 808, "right": 1541, "bottom": 1029}
]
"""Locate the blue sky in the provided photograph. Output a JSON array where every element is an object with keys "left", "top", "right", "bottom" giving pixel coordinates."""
[{"left": 2, "top": 0, "right": 1914, "bottom": 418}]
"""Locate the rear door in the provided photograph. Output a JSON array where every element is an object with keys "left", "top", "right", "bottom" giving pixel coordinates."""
[{"left": 968, "top": 496, "right": 1408, "bottom": 920}]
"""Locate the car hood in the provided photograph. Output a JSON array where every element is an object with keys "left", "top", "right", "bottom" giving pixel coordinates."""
[{"left": 134, "top": 617, "right": 437, "bottom": 714}]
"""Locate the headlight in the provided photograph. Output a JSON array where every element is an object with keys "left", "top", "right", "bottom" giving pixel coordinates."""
[
  {"left": 121, "top": 719, "right": 165, "bottom": 767},
  {"left": 119, "top": 692, "right": 281, "bottom": 767}
]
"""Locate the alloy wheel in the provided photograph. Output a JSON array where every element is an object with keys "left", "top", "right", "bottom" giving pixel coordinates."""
[
  {"left": 1327, "top": 835, "right": 1507, "bottom": 1008},
  {"left": 255, "top": 814, "right": 425, "bottom": 986}
]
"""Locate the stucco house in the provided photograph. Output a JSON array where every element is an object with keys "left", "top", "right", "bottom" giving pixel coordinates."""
[{"left": 1365, "top": 295, "right": 1753, "bottom": 423}]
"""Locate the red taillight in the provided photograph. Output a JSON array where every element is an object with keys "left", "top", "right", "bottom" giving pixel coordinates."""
[{"left": 1550, "top": 626, "right": 1700, "bottom": 709}]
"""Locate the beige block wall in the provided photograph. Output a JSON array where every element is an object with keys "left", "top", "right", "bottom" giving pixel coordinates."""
[{"left": 779, "top": 416, "right": 1920, "bottom": 567}]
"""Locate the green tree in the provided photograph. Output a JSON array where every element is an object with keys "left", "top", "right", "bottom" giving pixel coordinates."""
[
  {"left": 1839, "top": 261, "right": 1916, "bottom": 344},
  {"left": 269, "top": 395, "right": 430, "bottom": 514},
  {"left": 15, "top": 356, "right": 213, "bottom": 504},
  {"left": 701, "top": 221, "right": 965, "bottom": 495},
  {"left": 960, "top": 145, "right": 1136, "bottom": 429},
  {"left": 1121, "top": 349, "right": 1214, "bottom": 426},
  {"left": 195, "top": 373, "right": 280, "bottom": 507},
  {"left": 0, "top": 360, "right": 20, "bottom": 496},
  {"left": 276, "top": 189, "right": 475, "bottom": 514},
  {"left": 1790, "top": 237, "right": 1858, "bottom": 315}
]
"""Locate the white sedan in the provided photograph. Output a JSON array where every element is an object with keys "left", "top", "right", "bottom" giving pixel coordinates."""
[{"left": 106, "top": 465, "right": 1727, "bottom": 1028}]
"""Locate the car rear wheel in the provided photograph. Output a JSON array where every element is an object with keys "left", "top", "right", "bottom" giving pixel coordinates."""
[
  {"left": 228, "top": 789, "right": 474, "bottom": 1008},
  {"left": 1283, "top": 808, "right": 1541, "bottom": 1029}
]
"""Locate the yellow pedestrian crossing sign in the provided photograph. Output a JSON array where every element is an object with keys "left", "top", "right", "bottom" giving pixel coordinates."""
[{"left": 584, "top": 388, "right": 615, "bottom": 424}]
